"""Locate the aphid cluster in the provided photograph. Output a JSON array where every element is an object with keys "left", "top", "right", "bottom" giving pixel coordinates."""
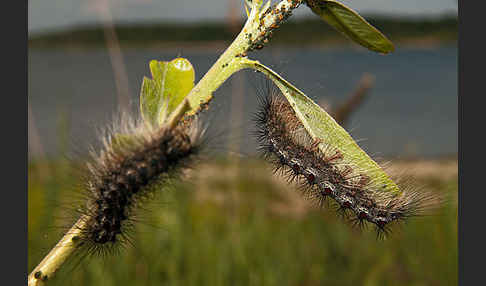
[
  {"left": 254, "top": 89, "right": 436, "bottom": 235},
  {"left": 248, "top": 0, "right": 302, "bottom": 51}
]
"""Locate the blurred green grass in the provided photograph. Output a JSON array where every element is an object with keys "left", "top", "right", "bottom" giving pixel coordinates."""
[{"left": 28, "top": 158, "right": 457, "bottom": 286}]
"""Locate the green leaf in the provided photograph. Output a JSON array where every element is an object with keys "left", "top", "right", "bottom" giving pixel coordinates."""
[
  {"left": 250, "top": 60, "right": 400, "bottom": 195},
  {"left": 305, "top": 0, "right": 394, "bottom": 54},
  {"left": 140, "top": 57, "right": 195, "bottom": 126}
]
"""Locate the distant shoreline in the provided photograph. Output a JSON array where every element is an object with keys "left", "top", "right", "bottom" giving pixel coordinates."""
[
  {"left": 28, "top": 39, "right": 457, "bottom": 53},
  {"left": 29, "top": 16, "right": 457, "bottom": 51}
]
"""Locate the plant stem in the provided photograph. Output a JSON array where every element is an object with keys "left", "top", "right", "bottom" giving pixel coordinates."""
[
  {"left": 28, "top": 217, "right": 88, "bottom": 286},
  {"left": 186, "top": 0, "right": 302, "bottom": 115},
  {"left": 28, "top": 1, "right": 304, "bottom": 284}
]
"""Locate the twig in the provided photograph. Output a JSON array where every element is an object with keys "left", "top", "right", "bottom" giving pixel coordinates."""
[
  {"left": 185, "top": 0, "right": 303, "bottom": 115},
  {"left": 332, "top": 73, "right": 375, "bottom": 127},
  {"left": 28, "top": 2, "right": 305, "bottom": 284},
  {"left": 28, "top": 217, "right": 88, "bottom": 286}
]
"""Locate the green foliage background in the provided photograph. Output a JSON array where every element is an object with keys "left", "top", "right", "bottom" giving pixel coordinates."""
[{"left": 28, "top": 158, "right": 457, "bottom": 286}]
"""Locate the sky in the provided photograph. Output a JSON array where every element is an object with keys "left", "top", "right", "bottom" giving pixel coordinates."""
[{"left": 29, "top": 0, "right": 458, "bottom": 35}]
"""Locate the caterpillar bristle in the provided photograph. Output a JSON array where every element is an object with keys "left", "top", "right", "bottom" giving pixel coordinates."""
[
  {"left": 69, "top": 112, "right": 204, "bottom": 257},
  {"left": 253, "top": 86, "right": 439, "bottom": 237}
]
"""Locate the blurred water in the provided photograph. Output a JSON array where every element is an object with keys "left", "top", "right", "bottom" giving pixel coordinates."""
[{"left": 28, "top": 45, "right": 457, "bottom": 159}]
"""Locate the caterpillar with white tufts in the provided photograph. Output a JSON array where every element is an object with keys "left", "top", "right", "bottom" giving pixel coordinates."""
[{"left": 253, "top": 87, "right": 439, "bottom": 236}]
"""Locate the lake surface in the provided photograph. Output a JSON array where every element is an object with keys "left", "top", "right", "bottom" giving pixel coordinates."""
[{"left": 28, "top": 45, "right": 457, "bottom": 159}]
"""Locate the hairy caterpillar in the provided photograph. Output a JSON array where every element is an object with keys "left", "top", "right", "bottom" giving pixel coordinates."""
[
  {"left": 68, "top": 113, "right": 205, "bottom": 257},
  {"left": 253, "top": 88, "right": 438, "bottom": 236}
]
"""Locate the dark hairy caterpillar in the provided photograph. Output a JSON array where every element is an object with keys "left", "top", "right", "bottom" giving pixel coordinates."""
[
  {"left": 73, "top": 115, "right": 204, "bottom": 256},
  {"left": 254, "top": 89, "right": 438, "bottom": 235}
]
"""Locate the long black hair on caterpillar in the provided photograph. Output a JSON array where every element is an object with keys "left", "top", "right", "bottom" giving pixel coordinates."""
[
  {"left": 253, "top": 87, "right": 439, "bottom": 236},
  {"left": 69, "top": 112, "right": 205, "bottom": 257}
]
